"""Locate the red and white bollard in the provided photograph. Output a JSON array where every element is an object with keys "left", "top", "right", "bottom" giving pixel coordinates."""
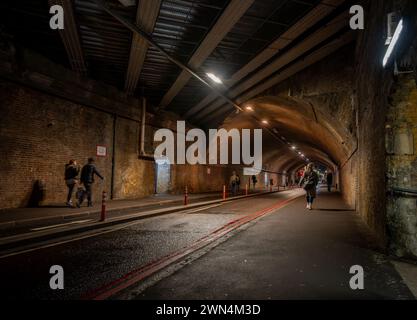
[
  {"left": 223, "top": 185, "right": 227, "bottom": 200},
  {"left": 184, "top": 186, "right": 188, "bottom": 206},
  {"left": 100, "top": 191, "right": 107, "bottom": 222}
]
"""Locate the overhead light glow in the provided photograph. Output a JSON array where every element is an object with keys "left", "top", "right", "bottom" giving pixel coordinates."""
[
  {"left": 262, "top": 120, "right": 269, "bottom": 125},
  {"left": 206, "top": 73, "right": 223, "bottom": 84},
  {"left": 383, "top": 19, "right": 403, "bottom": 67},
  {"left": 245, "top": 106, "right": 254, "bottom": 111},
  {"left": 292, "top": 146, "right": 296, "bottom": 150}
]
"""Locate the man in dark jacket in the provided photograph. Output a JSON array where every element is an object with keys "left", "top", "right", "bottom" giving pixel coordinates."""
[
  {"left": 326, "top": 171, "right": 334, "bottom": 192},
  {"left": 77, "top": 158, "right": 104, "bottom": 207},
  {"left": 64, "top": 160, "right": 80, "bottom": 207}
]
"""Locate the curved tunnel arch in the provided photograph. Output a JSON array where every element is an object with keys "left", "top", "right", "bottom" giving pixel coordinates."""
[{"left": 219, "top": 95, "right": 354, "bottom": 179}]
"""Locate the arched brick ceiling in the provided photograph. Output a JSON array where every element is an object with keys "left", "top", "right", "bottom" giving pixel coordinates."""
[{"left": 220, "top": 95, "right": 354, "bottom": 173}]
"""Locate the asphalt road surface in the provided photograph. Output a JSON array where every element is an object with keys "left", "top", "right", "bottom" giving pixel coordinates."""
[{"left": 0, "top": 189, "right": 414, "bottom": 300}]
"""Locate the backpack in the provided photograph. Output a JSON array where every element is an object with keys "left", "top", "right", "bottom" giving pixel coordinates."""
[{"left": 303, "top": 172, "right": 317, "bottom": 190}]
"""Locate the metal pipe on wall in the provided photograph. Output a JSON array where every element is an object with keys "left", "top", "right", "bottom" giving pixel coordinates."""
[{"left": 140, "top": 97, "right": 146, "bottom": 155}]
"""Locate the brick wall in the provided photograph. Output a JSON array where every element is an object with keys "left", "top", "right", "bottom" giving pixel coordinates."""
[
  {"left": 113, "top": 117, "right": 155, "bottom": 199},
  {"left": 0, "top": 80, "right": 240, "bottom": 209},
  {"left": 386, "top": 74, "right": 417, "bottom": 258},
  {"left": 0, "top": 80, "right": 114, "bottom": 208},
  {"left": 354, "top": 0, "right": 417, "bottom": 249}
]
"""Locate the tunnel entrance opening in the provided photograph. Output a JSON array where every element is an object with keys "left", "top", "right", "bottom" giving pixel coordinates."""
[{"left": 155, "top": 159, "right": 171, "bottom": 194}]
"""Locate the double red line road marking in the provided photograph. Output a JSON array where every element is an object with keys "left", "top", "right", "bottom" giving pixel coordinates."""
[{"left": 84, "top": 193, "right": 301, "bottom": 300}]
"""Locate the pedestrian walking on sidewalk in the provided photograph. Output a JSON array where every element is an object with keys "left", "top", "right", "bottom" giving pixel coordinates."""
[
  {"left": 77, "top": 158, "right": 104, "bottom": 208},
  {"left": 251, "top": 175, "right": 257, "bottom": 190},
  {"left": 326, "top": 171, "right": 334, "bottom": 192},
  {"left": 236, "top": 174, "right": 241, "bottom": 193},
  {"left": 64, "top": 160, "right": 80, "bottom": 207},
  {"left": 230, "top": 171, "right": 239, "bottom": 196},
  {"left": 299, "top": 163, "right": 319, "bottom": 211}
]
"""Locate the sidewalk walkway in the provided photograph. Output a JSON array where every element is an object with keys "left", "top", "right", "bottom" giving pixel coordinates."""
[
  {"left": 0, "top": 187, "right": 282, "bottom": 238},
  {"left": 134, "top": 190, "right": 416, "bottom": 300},
  {"left": 0, "top": 192, "right": 227, "bottom": 231}
]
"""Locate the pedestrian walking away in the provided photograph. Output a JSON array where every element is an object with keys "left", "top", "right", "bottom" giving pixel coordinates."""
[
  {"left": 64, "top": 159, "right": 80, "bottom": 207},
  {"left": 230, "top": 171, "right": 239, "bottom": 196},
  {"left": 326, "top": 171, "right": 334, "bottom": 192},
  {"left": 251, "top": 175, "right": 257, "bottom": 190},
  {"left": 77, "top": 157, "right": 104, "bottom": 208}
]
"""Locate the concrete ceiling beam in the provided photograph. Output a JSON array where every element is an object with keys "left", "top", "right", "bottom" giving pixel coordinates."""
[
  {"left": 49, "top": 0, "right": 88, "bottom": 76},
  {"left": 125, "top": 0, "right": 161, "bottom": 95},
  {"left": 183, "top": 0, "right": 346, "bottom": 120},
  {"left": 158, "top": 0, "right": 255, "bottom": 109},
  {"left": 201, "top": 30, "right": 355, "bottom": 125}
]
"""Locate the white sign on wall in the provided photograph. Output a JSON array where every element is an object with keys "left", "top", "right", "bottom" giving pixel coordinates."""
[{"left": 96, "top": 145, "right": 107, "bottom": 157}]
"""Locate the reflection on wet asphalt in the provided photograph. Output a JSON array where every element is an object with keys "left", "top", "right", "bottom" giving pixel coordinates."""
[{"left": 0, "top": 191, "right": 297, "bottom": 299}]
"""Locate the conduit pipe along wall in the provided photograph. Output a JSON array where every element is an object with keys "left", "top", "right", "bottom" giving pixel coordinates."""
[
  {"left": 139, "top": 97, "right": 155, "bottom": 160},
  {"left": 140, "top": 97, "right": 146, "bottom": 156}
]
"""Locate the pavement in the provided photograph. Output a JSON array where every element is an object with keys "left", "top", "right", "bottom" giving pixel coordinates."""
[
  {"left": 0, "top": 188, "right": 415, "bottom": 300},
  {"left": 133, "top": 190, "right": 416, "bottom": 300},
  {"left": 0, "top": 188, "right": 282, "bottom": 248},
  {"left": 0, "top": 191, "right": 224, "bottom": 231}
]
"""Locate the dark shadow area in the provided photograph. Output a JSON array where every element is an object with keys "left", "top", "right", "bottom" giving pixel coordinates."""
[{"left": 27, "top": 180, "right": 46, "bottom": 208}]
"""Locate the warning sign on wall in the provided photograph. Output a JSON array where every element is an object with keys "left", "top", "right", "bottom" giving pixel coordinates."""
[{"left": 96, "top": 145, "right": 107, "bottom": 157}]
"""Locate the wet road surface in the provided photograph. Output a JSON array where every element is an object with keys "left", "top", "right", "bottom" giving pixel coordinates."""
[{"left": 0, "top": 190, "right": 301, "bottom": 300}]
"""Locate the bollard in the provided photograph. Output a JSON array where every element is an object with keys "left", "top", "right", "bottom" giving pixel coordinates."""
[
  {"left": 223, "top": 185, "right": 227, "bottom": 200},
  {"left": 245, "top": 184, "right": 248, "bottom": 196},
  {"left": 184, "top": 186, "right": 188, "bottom": 206},
  {"left": 100, "top": 191, "right": 107, "bottom": 222}
]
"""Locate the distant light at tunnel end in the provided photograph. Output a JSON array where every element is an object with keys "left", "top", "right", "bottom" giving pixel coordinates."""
[{"left": 206, "top": 73, "right": 223, "bottom": 84}]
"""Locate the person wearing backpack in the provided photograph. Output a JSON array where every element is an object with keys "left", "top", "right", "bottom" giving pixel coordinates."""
[{"left": 299, "top": 163, "right": 319, "bottom": 210}]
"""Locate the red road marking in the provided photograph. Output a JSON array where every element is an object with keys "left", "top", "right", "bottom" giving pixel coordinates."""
[{"left": 83, "top": 193, "right": 301, "bottom": 300}]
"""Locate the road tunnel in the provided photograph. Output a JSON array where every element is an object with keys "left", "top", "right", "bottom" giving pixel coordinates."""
[{"left": 0, "top": 0, "right": 416, "bottom": 302}]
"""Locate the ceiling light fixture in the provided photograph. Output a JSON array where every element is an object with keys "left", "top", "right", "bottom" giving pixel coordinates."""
[
  {"left": 206, "top": 73, "right": 223, "bottom": 84},
  {"left": 383, "top": 19, "right": 403, "bottom": 67},
  {"left": 262, "top": 120, "right": 269, "bottom": 125},
  {"left": 245, "top": 106, "right": 254, "bottom": 111}
]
